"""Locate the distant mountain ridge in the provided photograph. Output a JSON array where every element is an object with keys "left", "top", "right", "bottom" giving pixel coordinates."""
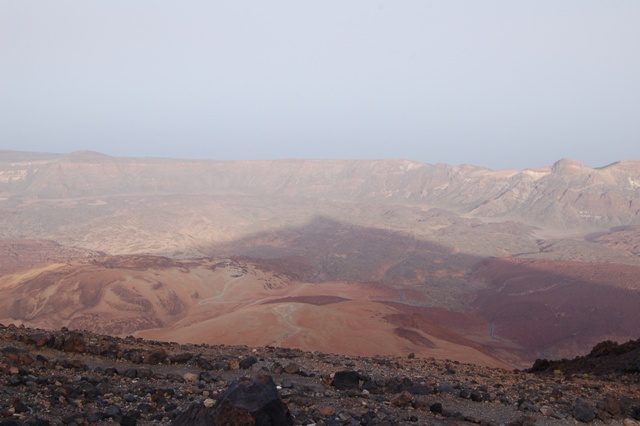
[{"left": 1, "top": 150, "right": 638, "bottom": 229}]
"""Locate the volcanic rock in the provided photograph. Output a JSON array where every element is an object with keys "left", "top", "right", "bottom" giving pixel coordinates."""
[
  {"left": 331, "top": 370, "right": 360, "bottom": 390},
  {"left": 169, "top": 353, "right": 193, "bottom": 364},
  {"left": 391, "top": 390, "right": 413, "bottom": 407},
  {"left": 62, "top": 332, "right": 85, "bottom": 353},
  {"left": 144, "top": 349, "right": 167, "bottom": 365},
  {"left": 283, "top": 362, "right": 299, "bottom": 374},
  {"left": 239, "top": 356, "right": 258, "bottom": 370},
  {"left": 212, "top": 375, "right": 292, "bottom": 425},
  {"left": 573, "top": 399, "right": 596, "bottom": 423}
]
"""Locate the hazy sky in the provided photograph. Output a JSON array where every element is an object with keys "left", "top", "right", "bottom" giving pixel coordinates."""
[{"left": 1, "top": 1, "right": 639, "bottom": 170}]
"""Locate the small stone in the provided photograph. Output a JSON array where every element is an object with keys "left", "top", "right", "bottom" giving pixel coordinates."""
[
  {"left": 105, "top": 405, "right": 122, "bottom": 418},
  {"left": 270, "top": 362, "right": 284, "bottom": 374},
  {"left": 119, "top": 415, "right": 137, "bottom": 426},
  {"left": 27, "top": 333, "right": 50, "bottom": 346},
  {"left": 362, "top": 377, "right": 380, "bottom": 394},
  {"left": 281, "top": 379, "right": 294, "bottom": 389},
  {"left": 88, "top": 413, "right": 103, "bottom": 423},
  {"left": 169, "top": 353, "right": 193, "bottom": 363},
  {"left": 203, "top": 398, "right": 216, "bottom": 408},
  {"left": 573, "top": 399, "right": 596, "bottom": 423},
  {"left": 239, "top": 356, "right": 258, "bottom": 369},
  {"left": 603, "top": 397, "right": 626, "bottom": 416},
  {"left": 62, "top": 333, "right": 85, "bottom": 353},
  {"left": 137, "top": 368, "right": 153, "bottom": 378},
  {"left": 318, "top": 407, "right": 334, "bottom": 416},
  {"left": 145, "top": 349, "right": 167, "bottom": 365},
  {"left": 183, "top": 373, "right": 198, "bottom": 382},
  {"left": 540, "top": 405, "right": 555, "bottom": 416},
  {"left": 459, "top": 389, "right": 471, "bottom": 399},
  {"left": 436, "top": 383, "right": 455, "bottom": 394},
  {"left": 8, "top": 375, "right": 23, "bottom": 386},
  {"left": 124, "top": 368, "right": 138, "bottom": 378},
  {"left": 519, "top": 400, "right": 538, "bottom": 413},
  {"left": 391, "top": 391, "right": 413, "bottom": 407},
  {"left": 12, "top": 400, "right": 29, "bottom": 414},
  {"left": 198, "top": 371, "right": 214, "bottom": 383},
  {"left": 470, "top": 391, "right": 483, "bottom": 402},
  {"left": 284, "top": 363, "right": 300, "bottom": 374}
]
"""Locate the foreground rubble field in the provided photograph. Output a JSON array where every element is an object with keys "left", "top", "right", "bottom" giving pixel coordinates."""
[{"left": 1, "top": 324, "right": 639, "bottom": 425}]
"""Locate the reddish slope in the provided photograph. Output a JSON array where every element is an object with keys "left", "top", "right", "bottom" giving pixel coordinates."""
[
  {"left": 0, "top": 254, "right": 512, "bottom": 368},
  {"left": 471, "top": 258, "right": 640, "bottom": 361}
]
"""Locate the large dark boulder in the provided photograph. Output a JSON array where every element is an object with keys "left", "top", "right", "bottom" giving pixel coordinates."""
[
  {"left": 331, "top": 370, "right": 360, "bottom": 390},
  {"left": 172, "top": 375, "right": 292, "bottom": 426}
]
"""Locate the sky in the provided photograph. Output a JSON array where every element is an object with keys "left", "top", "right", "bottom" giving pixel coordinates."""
[{"left": 1, "top": 1, "right": 639, "bottom": 170}]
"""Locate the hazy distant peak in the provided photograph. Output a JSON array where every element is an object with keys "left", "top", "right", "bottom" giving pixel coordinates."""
[{"left": 551, "top": 158, "right": 589, "bottom": 174}]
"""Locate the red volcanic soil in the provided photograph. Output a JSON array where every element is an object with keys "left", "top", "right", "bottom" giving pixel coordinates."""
[
  {"left": 0, "top": 253, "right": 513, "bottom": 368},
  {"left": 9, "top": 241, "right": 637, "bottom": 368},
  {"left": 381, "top": 301, "right": 527, "bottom": 367},
  {"left": 470, "top": 257, "right": 640, "bottom": 361}
]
